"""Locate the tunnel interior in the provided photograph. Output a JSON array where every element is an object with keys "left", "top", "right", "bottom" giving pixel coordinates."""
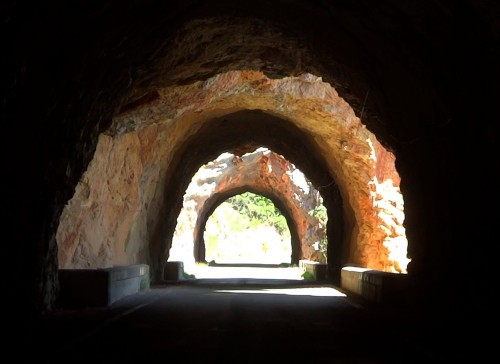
[
  {"left": 4, "top": 1, "right": 498, "bottom": 342},
  {"left": 158, "top": 110, "right": 345, "bottom": 281},
  {"left": 56, "top": 72, "right": 407, "bottom": 286},
  {"left": 170, "top": 146, "right": 331, "bottom": 272}
]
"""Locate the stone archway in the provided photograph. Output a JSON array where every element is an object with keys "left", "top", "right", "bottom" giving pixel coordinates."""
[
  {"left": 155, "top": 108, "right": 344, "bottom": 282},
  {"left": 5, "top": 0, "right": 496, "bottom": 339},
  {"left": 56, "top": 71, "right": 407, "bottom": 285},
  {"left": 170, "top": 148, "right": 328, "bottom": 268},
  {"left": 193, "top": 186, "right": 301, "bottom": 265}
]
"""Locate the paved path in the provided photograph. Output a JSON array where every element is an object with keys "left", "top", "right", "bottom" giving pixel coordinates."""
[
  {"left": 28, "top": 276, "right": 450, "bottom": 363},
  {"left": 186, "top": 264, "right": 305, "bottom": 279}
]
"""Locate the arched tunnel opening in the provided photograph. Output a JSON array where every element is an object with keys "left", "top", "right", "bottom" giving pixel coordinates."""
[
  {"left": 203, "top": 192, "right": 293, "bottom": 266},
  {"left": 11, "top": 0, "right": 464, "bottom": 319},
  {"left": 6, "top": 2, "right": 498, "bottom": 360},
  {"left": 156, "top": 109, "right": 346, "bottom": 283},
  {"left": 169, "top": 146, "right": 330, "bottom": 279},
  {"left": 57, "top": 90, "right": 409, "bottom": 286},
  {"left": 197, "top": 188, "right": 298, "bottom": 266}
]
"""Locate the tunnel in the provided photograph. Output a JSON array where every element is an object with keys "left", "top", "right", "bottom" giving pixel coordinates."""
[
  {"left": 3, "top": 0, "right": 498, "bottom": 360},
  {"left": 194, "top": 186, "right": 302, "bottom": 265}
]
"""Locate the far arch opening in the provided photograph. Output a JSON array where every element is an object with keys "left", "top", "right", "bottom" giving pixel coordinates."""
[
  {"left": 158, "top": 110, "right": 344, "bottom": 283},
  {"left": 200, "top": 189, "right": 296, "bottom": 266},
  {"left": 169, "top": 146, "right": 329, "bottom": 278}
]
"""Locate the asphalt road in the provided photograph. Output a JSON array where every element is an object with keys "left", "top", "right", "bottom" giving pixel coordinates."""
[{"left": 27, "top": 275, "right": 451, "bottom": 363}]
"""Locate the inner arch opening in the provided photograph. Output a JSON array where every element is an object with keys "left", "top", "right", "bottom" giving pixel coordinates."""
[
  {"left": 204, "top": 191, "right": 292, "bottom": 265},
  {"left": 55, "top": 71, "right": 408, "bottom": 286},
  {"left": 170, "top": 147, "right": 328, "bottom": 278}
]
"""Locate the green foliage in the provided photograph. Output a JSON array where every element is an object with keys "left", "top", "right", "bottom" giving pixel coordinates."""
[
  {"left": 206, "top": 233, "right": 219, "bottom": 257},
  {"left": 227, "top": 192, "right": 290, "bottom": 236},
  {"left": 204, "top": 202, "right": 252, "bottom": 261},
  {"left": 183, "top": 271, "right": 196, "bottom": 279},
  {"left": 309, "top": 204, "right": 327, "bottom": 225},
  {"left": 204, "top": 192, "right": 292, "bottom": 263},
  {"left": 301, "top": 270, "right": 315, "bottom": 280}
]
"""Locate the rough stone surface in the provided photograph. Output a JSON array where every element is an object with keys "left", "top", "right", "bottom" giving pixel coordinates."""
[
  {"left": 169, "top": 149, "right": 327, "bottom": 265},
  {"left": 57, "top": 71, "right": 408, "bottom": 274},
  {"left": 3, "top": 2, "right": 497, "bottom": 343}
]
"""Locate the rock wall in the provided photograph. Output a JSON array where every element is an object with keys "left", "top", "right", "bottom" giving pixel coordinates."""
[
  {"left": 169, "top": 148, "right": 326, "bottom": 265},
  {"left": 6, "top": 0, "right": 497, "bottom": 323},
  {"left": 56, "top": 71, "right": 408, "bottom": 274}
]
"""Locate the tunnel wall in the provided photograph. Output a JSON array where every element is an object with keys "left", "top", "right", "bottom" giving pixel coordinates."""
[{"left": 3, "top": 1, "right": 498, "bottom": 332}]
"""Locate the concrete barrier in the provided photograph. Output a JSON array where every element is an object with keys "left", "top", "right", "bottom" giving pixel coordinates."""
[
  {"left": 341, "top": 266, "right": 408, "bottom": 306},
  {"left": 163, "top": 261, "right": 184, "bottom": 281},
  {"left": 58, "top": 264, "right": 150, "bottom": 308},
  {"left": 299, "top": 260, "right": 328, "bottom": 281}
]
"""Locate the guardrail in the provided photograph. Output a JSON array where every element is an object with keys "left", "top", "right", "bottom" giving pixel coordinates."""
[
  {"left": 340, "top": 266, "right": 408, "bottom": 306},
  {"left": 58, "top": 264, "right": 150, "bottom": 308}
]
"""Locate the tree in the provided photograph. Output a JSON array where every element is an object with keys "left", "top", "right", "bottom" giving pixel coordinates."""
[{"left": 227, "top": 192, "right": 289, "bottom": 236}]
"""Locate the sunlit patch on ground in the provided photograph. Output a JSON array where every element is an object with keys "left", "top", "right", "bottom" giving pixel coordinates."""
[
  {"left": 185, "top": 265, "right": 305, "bottom": 280},
  {"left": 216, "top": 287, "right": 346, "bottom": 297}
]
